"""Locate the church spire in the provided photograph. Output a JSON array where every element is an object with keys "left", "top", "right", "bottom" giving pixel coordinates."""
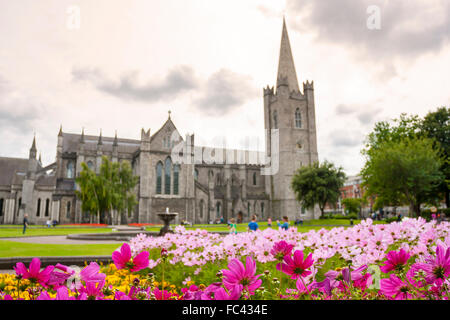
[
  {"left": 29, "top": 134, "right": 37, "bottom": 159},
  {"left": 80, "top": 127, "right": 85, "bottom": 143},
  {"left": 276, "top": 17, "right": 300, "bottom": 92},
  {"left": 31, "top": 134, "right": 37, "bottom": 152},
  {"left": 98, "top": 129, "right": 103, "bottom": 145},
  {"left": 113, "top": 130, "right": 118, "bottom": 147}
]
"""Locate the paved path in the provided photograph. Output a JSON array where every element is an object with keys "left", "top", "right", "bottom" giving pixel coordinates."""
[{"left": 0, "top": 235, "right": 124, "bottom": 245}]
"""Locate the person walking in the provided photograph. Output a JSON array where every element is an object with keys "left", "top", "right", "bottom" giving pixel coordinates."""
[
  {"left": 248, "top": 215, "right": 259, "bottom": 232},
  {"left": 23, "top": 214, "right": 29, "bottom": 234},
  {"left": 267, "top": 217, "right": 272, "bottom": 228},
  {"left": 277, "top": 216, "right": 289, "bottom": 231}
]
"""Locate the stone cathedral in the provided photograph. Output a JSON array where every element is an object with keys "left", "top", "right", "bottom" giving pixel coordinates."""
[{"left": 0, "top": 19, "right": 319, "bottom": 225}]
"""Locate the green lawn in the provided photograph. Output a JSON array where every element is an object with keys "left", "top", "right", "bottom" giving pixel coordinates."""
[
  {"left": 0, "top": 228, "right": 113, "bottom": 238},
  {"left": 0, "top": 240, "right": 120, "bottom": 258}
]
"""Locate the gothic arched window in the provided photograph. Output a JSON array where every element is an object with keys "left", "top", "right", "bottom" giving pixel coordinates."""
[
  {"left": 216, "top": 202, "right": 221, "bottom": 219},
  {"left": 66, "top": 201, "right": 71, "bottom": 219},
  {"left": 194, "top": 169, "right": 199, "bottom": 181},
  {"left": 45, "top": 199, "right": 50, "bottom": 217},
  {"left": 199, "top": 199, "right": 204, "bottom": 219},
  {"left": 87, "top": 161, "right": 94, "bottom": 170},
  {"left": 173, "top": 164, "right": 180, "bottom": 195},
  {"left": 273, "top": 111, "right": 278, "bottom": 129},
  {"left": 253, "top": 172, "right": 257, "bottom": 186},
  {"left": 67, "top": 162, "right": 74, "bottom": 178},
  {"left": 17, "top": 198, "right": 22, "bottom": 216},
  {"left": 164, "top": 157, "right": 172, "bottom": 194},
  {"left": 36, "top": 198, "right": 41, "bottom": 217},
  {"left": 156, "top": 162, "right": 163, "bottom": 194},
  {"left": 295, "top": 108, "right": 302, "bottom": 128},
  {"left": 261, "top": 202, "right": 265, "bottom": 218}
]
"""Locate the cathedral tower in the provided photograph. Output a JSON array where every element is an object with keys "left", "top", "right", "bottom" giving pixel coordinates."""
[{"left": 264, "top": 18, "right": 319, "bottom": 221}]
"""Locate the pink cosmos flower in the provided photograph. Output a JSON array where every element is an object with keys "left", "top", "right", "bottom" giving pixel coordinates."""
[
  {"left": 112, "top": 243, "right": 149, "bottom": 272},
  {"left": 0, "top": 294, "right": 13, "bottom": 300},
  {"left": 114, "top": 291, "right": 133, "bottom": 300},
  {"left": 380, "top": 274, "right": 412, "bottom": 300},
  {"left": 324, "top": 265, "right": 369, "bottom": 291},
  {"left": 276, "top": 250, "right": 314, "bottom": 280},
  {"left": 47, "top": 263, "right": 76, "bottom": 288},
  {"left": 152, "top": 287, "right": 178, "bottom": 300},
  {"left": 214, "top": 287, "right": 241, "bottom": 300},
  {"left": 55, "top": 286, "right": 74, "bottom": 300},
  {"left": 296, "top": 278, "right": 314, "bottom": 294},
  {"left": 411, "top": 245, "right": 450, "bottom": 284},
  {"left": 78, "top": 279, "right": 105, "bottom": 300},
  {"left": 311, "top": 278, "right": 332, "bottom": 296},
  {"left": 271, "top": 241, "right": 294, "bottom": 261},
  {"left": 37, "top": 291, "right": 52, "bottom": 300},
  {"left": 222, "top": 256, "right": 262, "bottom": 294},
  {"left": 14, "top": 258, "right": 54, "bottom": 286},
  {"left": 380, "top": 249, "right": 411, "bottom": 273},
  {"left": 80, "top": 262, "right": 106, "bottom": 283}
]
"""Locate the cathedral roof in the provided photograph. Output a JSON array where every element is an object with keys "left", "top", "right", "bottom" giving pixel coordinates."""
[
  {"left": 61, "top": 132, "right": 140, "bottom": 154},
  {"left": 0, "top": 157, "right": 28, "bottom": 186}
]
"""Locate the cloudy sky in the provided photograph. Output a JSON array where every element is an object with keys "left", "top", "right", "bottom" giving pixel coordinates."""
[{"left": 0, "top": 0, "right": 449, "bottom": 176}]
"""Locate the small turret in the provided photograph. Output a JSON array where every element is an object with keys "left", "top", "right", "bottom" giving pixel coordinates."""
[
  {"left": 263, "top": 85, "right": 274, "bottom": 97},
  {"left": 29, "top": 135, "right": 37, "bottom": 159},
  {"left": 140, "top": 128, "right": 151, "bottom": 152},
  {"left": 80, "top": 127, "right": 85, "bottom": 144},
  {"left": 97, "top": 129, "right": 103, "bottom": 145},
  {"left": 112, "top": 130, "right": 119, "bottom": 162},
  {"left": 113, "top": 130, "right": 118, "bottom": 147}
]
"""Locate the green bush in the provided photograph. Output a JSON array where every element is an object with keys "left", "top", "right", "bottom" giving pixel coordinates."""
[
  {"left": 319, "top": 213, "right": 357, "bottom": 220},
  {"left": 384, "top": 216, "right": 398, "bottom": 223}
]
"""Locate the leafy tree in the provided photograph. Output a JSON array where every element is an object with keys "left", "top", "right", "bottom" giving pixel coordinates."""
[
  {"left": 361, "top": 136, "right": 444, "bottom": 217},
  {"left": 76, "top": 156, "right": 138, "bottom": 225},
  {"left": 341, "top": 198, "right": 362, "bottom": 215},
  {"left": 420, "top": 107, "right": 450, "bottom": 207},
  {"left": 76, "top": 162, "right": 103, "bottom": 223},
  {"left": 291, "top": 161, "right": 346, "bottom": 217}
]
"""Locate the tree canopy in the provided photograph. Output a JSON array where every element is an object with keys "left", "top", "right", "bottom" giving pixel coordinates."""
[
  {"left": 291, "top": 161, "right": 346, "bottom": 216},
  {"left": 361, "top": 107, "right": 449, "bottom": 213},
  {"left": 361, "top": 136, "right": 444, "bottom": 217}
]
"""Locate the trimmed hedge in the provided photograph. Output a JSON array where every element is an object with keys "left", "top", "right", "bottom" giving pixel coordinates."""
[{"left": 320, "top": 213, "right": 358, "bottom": 220}]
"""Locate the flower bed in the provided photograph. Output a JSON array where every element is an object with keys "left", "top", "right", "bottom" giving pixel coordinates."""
[
  {"left": 0, "top": 218, "right": 449, "bottom": 300},
  {"left": 128, "top": 223, "right": 159, "bottom": 227},
  {"left": 59, "top": 223, "right": 108, "bottom": 227}
]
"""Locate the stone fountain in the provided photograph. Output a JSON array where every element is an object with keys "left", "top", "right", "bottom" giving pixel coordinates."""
[{"left": 157, "top": 207, "right": 178, "bottom": 236}]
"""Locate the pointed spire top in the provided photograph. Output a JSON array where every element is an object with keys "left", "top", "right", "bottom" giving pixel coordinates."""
[
  {"left": 31, "top": 134, "right": 37, "bottom": 151},
  {"left": 58, "top": 125, "right": 63, "bottom": 137},
  {"left": 276, "top": 17, "right": 300, "bottom": 92},
  {"left": 80, "top": 127, "right": 85, "bottom": 143},
  {"left": 168, "top": 110, "right": 171, "bottom": 119},
  {"left": 113, "top": 130, "right": 118, "bottom": 147},
  {"left": 98, "top": 129, "right": 103, "bottom": 145}
]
